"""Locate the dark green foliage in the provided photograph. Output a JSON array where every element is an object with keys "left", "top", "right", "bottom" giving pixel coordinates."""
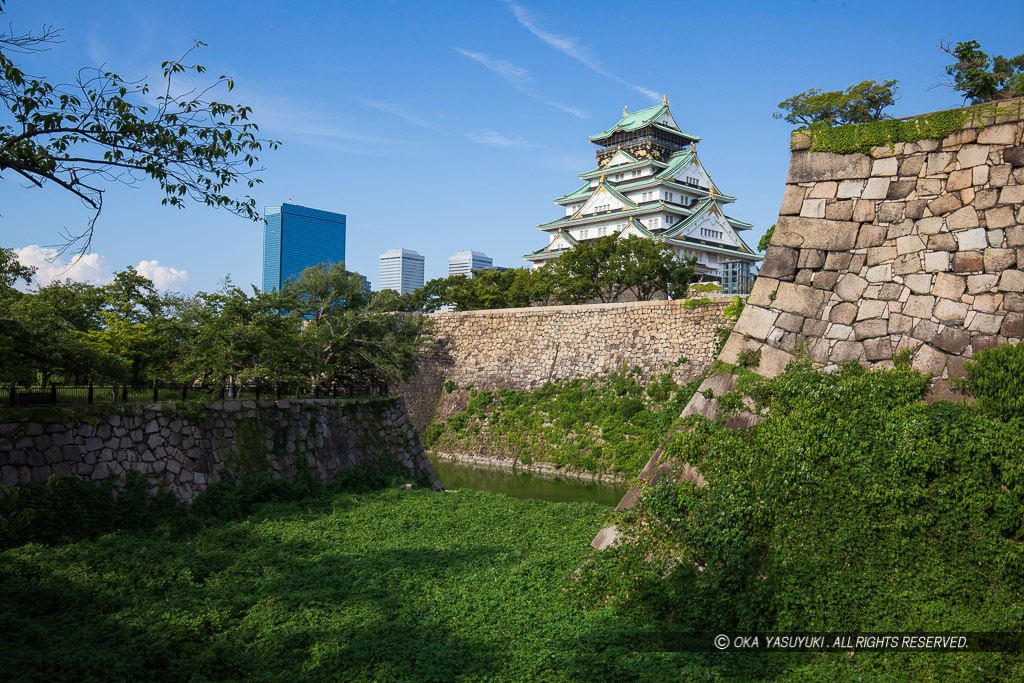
[
  {"left": 410, "top": 236, "right": 695, "bottom": 311},
  {"left": 713, "top": 325, "right": 732, "bottom": 356},
  {"left": 757, "top": 224, "right": 775, "bottom": 253},
  {"left": 425, "top": 370, "right": 701, "bottom": 477},
  {"left": 735, "top": 347, "right": 761, "bottom": 369},
  {"left": 576, "top": 359, "right": 1024, "bottom": 678},
  {"left": 940, "top": 39, "right": 1024, "bottom": 103},
  {"left": 773, "top": 79, "right": 899, "bottom": 126},
  {"left": 442, "top": 379, "right": 456, "bottom": 394},
  {"left": 961, "top": 342, "right": 1024, "bottom": 423}
]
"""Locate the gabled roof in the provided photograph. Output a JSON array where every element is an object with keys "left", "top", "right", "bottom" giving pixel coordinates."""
[
  {"left": 580, "top": 157, "right": 668, "bottom": 180},
  {"left": 588, "top": 102, "right": 701, "bottom": 144},
  {"left": 656, "top": 148, "right": 697, "bottom": 179},
  {"left": 662, "top": 198, "right": 758, "bottom": 253},
  {"left": 603, "top": 149, "right": 639, "bottom": 166},
  {"left": 554, "top": 181, "right": 593, "bottom": 203},
  {"left": 523, "top": 230, "right": 578, "bottom": 259}
]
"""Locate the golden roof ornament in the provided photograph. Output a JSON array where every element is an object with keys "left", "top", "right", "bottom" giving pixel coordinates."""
[
  {"left": 662, "top": 94, "right": 668, "bottom": 106},
  {"left": 690, "top": 141, "right": 696, "bottom": 152},
  {"left": 599, "top": 173, "right": 606, "bottom": 183},
  {"left": 709, "top": 188, "right": 716, "bottom": 201},
  {"left": 622, "top": 105, "right": 628, "bottom": 116}
]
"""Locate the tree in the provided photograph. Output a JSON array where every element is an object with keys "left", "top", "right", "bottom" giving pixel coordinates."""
[
  {"left": 614, "top": 236, "right": 695, "bottom": 302},
  {"left": 938, "top": 40, "right": 1024, "bottom": 104},
  {"left": 284, "top": 263, "right": 429, "bottom": 390},
  {"left": 773, "top": 80, "right": 899, "bottom": 126},
  {"left": 0, "top": 2, "right": 278, "bottom": 252},
  {"left": 548, "top": 234, "right": 625, "bottom": 304}
]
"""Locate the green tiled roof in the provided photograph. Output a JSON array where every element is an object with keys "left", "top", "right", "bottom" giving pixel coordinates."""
[
  {"left": 538, "top": 200, "right": 685, "bottom": 230},
  {"left": 554, "top": 181, "right": 593, "bottom": 203},
  {"left": 523, "top": 230, "right": 578, "bottom": 259},
  {"left": 579, "top": 157, "right": 667, "bottom": 180},
  {"left": 588, "top": 103, "right": 701, "bottom": 143}
]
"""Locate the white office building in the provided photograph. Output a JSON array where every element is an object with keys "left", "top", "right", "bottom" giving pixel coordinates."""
[
  {"left": 448, "top": 250, "right": 494, "bottom": 277},
  {"left": 378, "top": 248, "right": 424, "bottom": 295}
]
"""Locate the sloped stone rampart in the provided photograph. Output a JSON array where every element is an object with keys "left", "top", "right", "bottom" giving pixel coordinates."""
[
  {"left": 399, "top": 298, "right": 732, "bottom": 431},
  {"left": 0, "top": 397, "right": 440, "bottom": 502},
  {"left": 718, "top": 99, "right": 1024, "bottom": 394}
]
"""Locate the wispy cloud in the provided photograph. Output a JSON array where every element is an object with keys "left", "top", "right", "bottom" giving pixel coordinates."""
[
  {"left": 502, "top": 1, "right": 660, "bottom": 102},
  {"left": 465, "top": 129, "right": 533, "bottom": 148},
  {"left": 354, "top": 96, "right": 443, "bottom": 130},
  {"left": 455, "top": 48, "right": 589, "bottom": 120}
]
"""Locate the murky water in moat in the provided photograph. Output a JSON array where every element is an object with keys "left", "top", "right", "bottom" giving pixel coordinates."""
[{"left": 428, "top": 456, "right": 628, "bottom": 507}]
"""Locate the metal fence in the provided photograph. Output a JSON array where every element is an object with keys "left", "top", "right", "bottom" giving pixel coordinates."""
[{"left": 6, "top": 381, "right": 390, "bottom": 408}]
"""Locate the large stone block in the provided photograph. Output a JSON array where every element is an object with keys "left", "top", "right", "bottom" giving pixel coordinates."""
[
  {"left": 927, "top": 193, "right": 962, "bottom": 216},
  {"left": 788, "top": 151, "right": 872, "bottom": 183},
  {"left": 977, "top": 124, "right": 1016, "bottom": 145},
  {"left": 946, "top": 206, "right": 980, "bottom": 231},
  {"left": 872, "top": 157, "right": 898, "bottom": 176},
  {"left": 956, "top": 144, "right": 990, "bottom": 168},
  {"left": 774, "top": 282, "right": 827, "bottom": 317},
  {"left": 857, "top": 225, "right": 888, "bottom": 249},
  {"left": 904, "top": 295, "right": 936, "bottom": 318},
  {"left": 1003, "top": 147, "right": 1024, "bottom": 167},
  {"left": 733, "top": 305, "right": 779, "bottom": 341},
  {"left": 933, "top": 272, "right": 966, "bottom": 300},
  {"left": 952, "top": 251, "right": 983, "bottom": 273},
  {"left": 835, "top": 273, "right": 869, "bottom": 302},
  {"left": 933, "top": 298, "right": 969, "bottom": 323},
  {"left": 861, "top": 177, "right": 891, "bottom": 199},
  {"left": 999, "top": 269, "right": 1024, "bottom": 292},
  {"left": 955, "top": 228, "right": 988, "bottom": 251},
  {"left": 758, "top": 245, "right": 797, "bottom": 280},
  {"left": 999, "top": 185, "right": 1024, "bottom": 205},
  {"left": 774, "top": 216, "right": 861, "bottom": 251},
  {"left": 985, "top": 248, "right": 1017, "bottom": 272}
]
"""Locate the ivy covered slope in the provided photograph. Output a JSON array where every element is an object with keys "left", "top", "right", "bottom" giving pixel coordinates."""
[
  {"left": 578, "top": 348, "right": 1024, "bottom": 679},
  {"left": 424, "top": 368, "right": 702, "bottom": 478}
]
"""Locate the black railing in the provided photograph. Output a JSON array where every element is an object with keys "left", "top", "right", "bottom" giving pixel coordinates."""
[{"left": 6, "top": 381, "right": 391, "bottom": 408}]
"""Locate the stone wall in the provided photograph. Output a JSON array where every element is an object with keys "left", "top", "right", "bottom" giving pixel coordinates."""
[
  {"left": 0, "top": 397, "right": 440, "bottom": 502},
  {"left": 399, "top": 298, "right": 732, "bottom": 431},
  {"left": 717, "top": 99, "right": 1024, "bottom": 394}
]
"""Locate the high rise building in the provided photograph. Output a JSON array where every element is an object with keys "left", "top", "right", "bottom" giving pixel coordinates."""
[
  {"left": 448, "top": 250, "right": 493, "bottom": 277},
  {"left": 524, "top": 98, "right": 760, "bottom": 282},
  {"left": 378, "top": 248, "right": 424, "bottom": 295},
  {"left": 262, "top": 203, "right": 347, "bottom": 292}
]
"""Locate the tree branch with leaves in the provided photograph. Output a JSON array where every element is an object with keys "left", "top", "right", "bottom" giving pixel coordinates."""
[{"left": 0, "top": 1, "right": 279, "bottom": 254}]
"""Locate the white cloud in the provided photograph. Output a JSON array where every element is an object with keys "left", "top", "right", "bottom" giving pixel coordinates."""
[
  {"left": 465, "top": 130, "right": 533, "bottom": 148},
  {"left": 13, "top": 246, "right": 190, "bottom": 292},
  {"left": 14, "top": 245, "right": 112, "bottom": 288},
  {"left": 502, "top": 1, "right": 660, "bottom": 102},
  {"left": 135, "top": 259, "right": 190, "bottom": 291},
  {"left": 455, "top": 48, "right": 589, "bottom": 120}
]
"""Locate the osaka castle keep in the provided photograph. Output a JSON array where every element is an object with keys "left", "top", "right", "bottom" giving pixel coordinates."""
[{"left": 524, "top": 98, "right": 761, "bottom": 284}]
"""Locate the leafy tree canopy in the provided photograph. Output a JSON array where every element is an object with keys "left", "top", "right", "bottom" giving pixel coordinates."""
[
  {"left": 773, "top": 79, "right": 899, "bottom": 127},
  {"left": 938, "top": 39, "right": 1024, "bottom": 104},
  {"left": 0, "top": 1, "right": 278, "bottom": 253}
]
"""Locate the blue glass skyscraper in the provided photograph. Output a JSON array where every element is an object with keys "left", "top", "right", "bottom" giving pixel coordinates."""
[{"left": 262, "top": 203, "right": 347, "bottom": 292}]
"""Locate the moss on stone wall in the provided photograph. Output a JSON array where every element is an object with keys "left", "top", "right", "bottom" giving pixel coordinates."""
[{"left": 793, "top": 99, "right": 1024, "bottom": 155}]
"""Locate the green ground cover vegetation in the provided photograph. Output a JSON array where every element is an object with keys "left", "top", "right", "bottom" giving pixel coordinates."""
[
  {"left": 423, "top": 368, "right": 700, "bottom": 478},
  {"left": 3, "top": 347, "right": 1024, "bottom": 679},
  {"left": 578, "top": 349, "right": 1024, "bottom": 680}
]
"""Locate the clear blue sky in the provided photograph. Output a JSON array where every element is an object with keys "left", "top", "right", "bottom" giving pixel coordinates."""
[{"left": 1, "top": 0, "right": 1021, "bottom": 293}]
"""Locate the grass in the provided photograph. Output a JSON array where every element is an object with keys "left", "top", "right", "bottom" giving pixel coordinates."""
[{"left": 424, "top": 369, "right": 699, "bottom": 479}]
